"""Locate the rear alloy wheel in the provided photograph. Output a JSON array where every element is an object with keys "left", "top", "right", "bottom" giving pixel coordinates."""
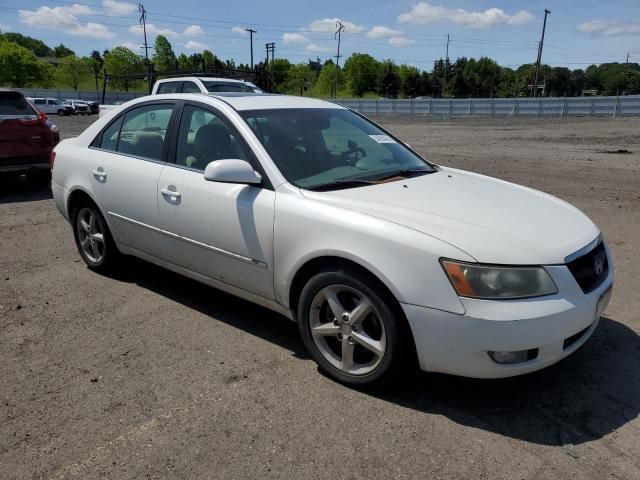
[
  {"left": 57, "top": 109, "right": 65, "bottom": 116},
  {"left": 298, "top": 269, "right": 408, "bottom": 386},
  {"left": 73, "top": 204, "right": 119, "bottom": 271}
]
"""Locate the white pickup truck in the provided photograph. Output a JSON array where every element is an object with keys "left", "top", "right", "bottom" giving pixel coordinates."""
[{"left": 99, "top": 77, "right": 263, "bottom": 117}]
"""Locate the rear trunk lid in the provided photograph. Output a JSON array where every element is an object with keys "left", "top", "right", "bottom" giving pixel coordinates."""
[{"left": 0, "top": 91, "right": 52, "bottom": 160}]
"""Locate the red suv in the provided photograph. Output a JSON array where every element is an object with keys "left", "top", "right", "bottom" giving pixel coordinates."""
[{"left": 0, "top": 89, "right": 60, "bottom": 184}]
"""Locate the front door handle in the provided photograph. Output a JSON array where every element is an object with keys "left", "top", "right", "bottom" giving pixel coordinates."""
[{"left": 161, "top": 187, "right": 182, "bottom": 199}]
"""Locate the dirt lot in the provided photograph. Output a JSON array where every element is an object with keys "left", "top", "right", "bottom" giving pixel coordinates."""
[{"left": 1, "top": 114, "right": 639, "bottom": 479}]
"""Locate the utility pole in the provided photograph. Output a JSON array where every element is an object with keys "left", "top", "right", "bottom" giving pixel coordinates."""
[
  {"left": 265, "top": 42, "right": 275, "bottom": 64},
  {"left": 246, "top": 28, "right": 257, "bottom": 70},
  {"left": 333, "top": 20, "right": 345, "bottom": 99},
  {"left": 138, "top": 3, "right": 153, "bottom": 94},
  {"left": 533, "top": 9, "right": 551, "bottom": 98},
  {"left": 265, "top": 42, "right": 275, "bottom": 92},
  {"left": 442, "top": 33, "right": 449, "bottom": 97}
]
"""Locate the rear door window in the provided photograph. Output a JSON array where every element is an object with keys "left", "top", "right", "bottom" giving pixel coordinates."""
[
  {"left": 116, "top": 104, "right": 174, "bottom": 161},
  {"left": 98, "top": 116, "right": 124, "bottom": 151}
]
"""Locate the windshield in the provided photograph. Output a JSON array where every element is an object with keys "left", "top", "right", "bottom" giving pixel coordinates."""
[
  {"left": 203, "top": 81, "right": 255, "bottom": 93},
  {"left": 240, "top": 108, "right": 435, "bottom": 190}
]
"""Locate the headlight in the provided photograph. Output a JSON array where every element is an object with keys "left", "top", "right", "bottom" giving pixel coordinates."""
[{"left": 441, "top": 260, "right": 558, "bottom": 299}]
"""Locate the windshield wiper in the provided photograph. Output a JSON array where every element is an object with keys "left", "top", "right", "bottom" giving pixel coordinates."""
[
  {"left": 305, "top": 178, "right": 378, "bottom": 192},
  {"left": 373, "top": 167, "right": 435, "bottom": 181}
]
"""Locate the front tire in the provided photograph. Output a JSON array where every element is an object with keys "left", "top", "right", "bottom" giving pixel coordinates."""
[
  {"left": 72, "top": 203, "right": 119, "bottom": 271},
  {"left": 298, "top": 267, "right": 409, "bottom": 386}
]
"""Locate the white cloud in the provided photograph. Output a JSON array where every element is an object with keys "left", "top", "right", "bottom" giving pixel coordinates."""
[
  {"left": 366, "top": 26, "right": 401, "bottom": 38},
  {"left": 114, "top": 41, "right": 141, "bottom": 51},
  {"left": 398, "top": 3, "right": 534, "bottom": 28},
  {"left": 306, "top": 18, "right": 365, "bottom": 34},
  {"left": 578, "top": 20, "right": 640, "bottom": 36},
  {"left": 283, "top": 32, "right": 309, "bottom": 43},
  {"left": 185, "top": 40, "right": 207, "bottom": 50},
  {"left": 0, "top": 23, "right": 12, "bottom": 32},
  {"left": 19, "top": 5, "right": 116, "bottom": 39},
  {"left": 101, "top": 0, "right": 136, "bottom": 16},
  {"left": 184, "top": 25, "right": 204, "bottom": 36},
  {"left": 388, "top": 36, "right": 415, "bottom": 47},
  {"left": 306, "top": 43, "right": 331, "bottom": 53},
  {"left": 129, "top": 23, "right": 178, "bottom": 38},
  {"left": 231, "top": 26, "right": 248, "bottom": 35}
]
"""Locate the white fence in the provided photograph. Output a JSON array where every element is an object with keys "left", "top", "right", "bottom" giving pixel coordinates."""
[
  {"left": 335, "top": 96, "right": 640, "bottom": 117},
  {"left": 13, "top": 89, "right": 640, "bottom": 117},
  {"left": 15, "top": 88, "right": 141, "bottom": 104}
]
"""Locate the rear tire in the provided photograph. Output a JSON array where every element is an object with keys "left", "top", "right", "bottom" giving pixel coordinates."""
[
  {"left": 298, "top": 267, "right": 410, "bottom": 386},
  {"left": 72, "top": 202, "right": 120, "bottom": 272},
  {"left": 57, "top": 109, "right": 65, "bottom": 116}
]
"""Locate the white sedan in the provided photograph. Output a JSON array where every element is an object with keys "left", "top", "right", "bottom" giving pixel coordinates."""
[{"left": 51, "top": 93, "right": 614, "bottom": 385}]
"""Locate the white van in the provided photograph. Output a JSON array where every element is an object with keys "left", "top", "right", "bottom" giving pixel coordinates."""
[{"left": 29, "top": 98, "right": 74, "bottom": 116}]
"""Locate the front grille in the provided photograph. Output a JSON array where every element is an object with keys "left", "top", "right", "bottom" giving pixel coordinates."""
[{"left": 566, "top": 241, "right": 608, "bottom": 293}]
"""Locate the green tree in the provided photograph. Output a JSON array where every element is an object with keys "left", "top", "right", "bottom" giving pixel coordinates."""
[
  {"left": 202, "top": 50, "right": 224, "bottom": 70},
  {"left": 54, "top": 44, "right": 75, "bottom": 58},
  {"left": 343, "top": 53, "right": 379, "bottom": 97},
  {"left": 268, "top": 58, "right": 292, "bottom": 93},
  {"left": 377, "top": 60, "right": 400, "bottom": 98},
  {"left": 398, "top": 64, "right": 420, "bottom": 98},
  {"left": 89, "top": 50, "right": 103, "bottom": 90},
  {"left": 152, "top": 35, "right": 176, "bottom": 72},
  {"left": 314, "top": 62, "right": 342, "bottom": 96},
  {"left": 56, "top": 55, "right": 91, "bottom": 90},
  {"left": 285, "top": 62, "right": 315, "bottom": 96},
  {"left": 0, "top": 32, "right": 53, "bottom": 57},
  {"left": 0, "top": 41, "right": 52, "bottom": 87},
  {"left": 104, "top": 46, "right": 143, "bottom": 91}
]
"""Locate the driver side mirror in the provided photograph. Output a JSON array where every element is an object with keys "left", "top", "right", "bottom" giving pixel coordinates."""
[{"left": 203, "top": 159, "right": 262, "bottom": 185}]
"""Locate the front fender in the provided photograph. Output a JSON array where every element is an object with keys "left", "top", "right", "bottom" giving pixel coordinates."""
[{"left": 274, "top": 190, "right": 471, "bottom": 315}]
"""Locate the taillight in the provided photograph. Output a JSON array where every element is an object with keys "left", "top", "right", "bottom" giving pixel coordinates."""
[
  {"left": 49, "top": 151, "right": 56, "bottom": 169},
  {"left": 17, "top": 112, "right": 47, "bottom": 126}
]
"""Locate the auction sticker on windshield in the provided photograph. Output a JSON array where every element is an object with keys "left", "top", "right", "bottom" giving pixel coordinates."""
[{"left": 369, "top": 134, "right": 396, "bottom": 143}]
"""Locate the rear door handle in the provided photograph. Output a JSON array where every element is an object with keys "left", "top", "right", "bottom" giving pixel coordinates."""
[
  {"left": 92, "top": 168, "right": 107, "bottom": 180},
  {"left": 161, "top": 187, "right": 182, "bottom": 198}
]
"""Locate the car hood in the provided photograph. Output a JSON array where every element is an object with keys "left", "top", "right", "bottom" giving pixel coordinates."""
[{"left": 300, "top": 167, "right": 599, "bottom": 265}]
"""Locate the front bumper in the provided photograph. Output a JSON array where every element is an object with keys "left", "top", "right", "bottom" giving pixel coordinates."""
[{"left": 403, "top": 259, "right": 614, "bottom": 378}]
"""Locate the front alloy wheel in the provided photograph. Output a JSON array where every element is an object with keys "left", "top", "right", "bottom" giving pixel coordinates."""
[
  {"left": 310, "top": 285, "right": 386, "bottom": 376},
  {"left": 298, "top": 268, "right": 409, "bottom": 386}
]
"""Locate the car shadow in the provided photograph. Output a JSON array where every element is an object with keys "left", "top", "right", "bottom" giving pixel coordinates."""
[
  {"left": 105, "top": 257, "right": 639, "bottom": 447},
  {"left": 0, "top": 174, "right": 53, "bottom": 204}
]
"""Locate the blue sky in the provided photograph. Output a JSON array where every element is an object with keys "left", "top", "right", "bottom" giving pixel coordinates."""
[{"left": 1, "top": 0, "right": 639, "bottom": 70}]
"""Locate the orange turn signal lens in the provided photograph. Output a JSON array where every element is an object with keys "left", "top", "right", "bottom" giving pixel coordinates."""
[{"left": 441, "top": 260, "right": 477, "bottom": 297}]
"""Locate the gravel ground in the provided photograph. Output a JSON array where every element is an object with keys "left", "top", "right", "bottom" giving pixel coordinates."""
[{"left": 1, "top": 114, "right": 639, "bottom": 479}]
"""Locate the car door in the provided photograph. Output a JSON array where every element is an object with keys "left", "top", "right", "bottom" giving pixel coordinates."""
[
  {"left": 157, "top": 102, "right": 276, "bottom": 299},
  {"left": 90, "top": 101, "right": 177, "bottom": 260}
]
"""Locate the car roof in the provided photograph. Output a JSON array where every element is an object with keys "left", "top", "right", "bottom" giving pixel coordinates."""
[
  {"left": 208, "top": 93, "right": 345, "bottom": 111},
  {"left": 157, "top": 76, "right": 251, "bottom": 84}
]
